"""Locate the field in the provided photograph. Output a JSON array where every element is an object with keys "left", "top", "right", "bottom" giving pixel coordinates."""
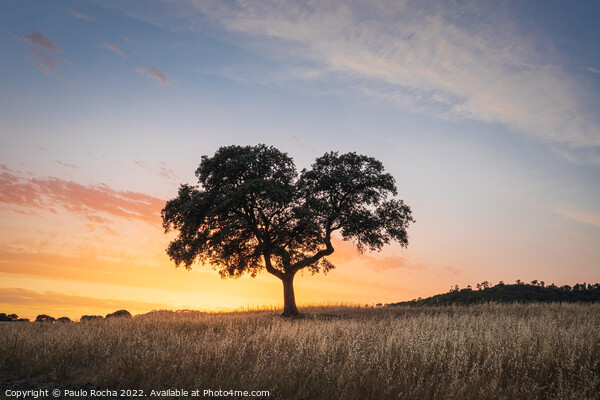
[{"left": 1, "top": 303, "right": 599, "bottom": 399}]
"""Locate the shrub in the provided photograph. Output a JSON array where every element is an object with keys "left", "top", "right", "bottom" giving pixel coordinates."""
[
  {"left": 80, "top": 315, "right": 103, "bottom": 322},
  {"left": 105, "top": 310, "right": 132, "bottom": 319},
  {"left": 35, "top": 314, "right": 55, "bottom": 323}
]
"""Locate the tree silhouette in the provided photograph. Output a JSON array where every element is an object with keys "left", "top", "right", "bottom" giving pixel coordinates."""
[
  {"left": 35, "top": 314, "right": 55, "bottom": 323},
  {"left": 162, "top": 144, "right": 414, "bottom": 316}
]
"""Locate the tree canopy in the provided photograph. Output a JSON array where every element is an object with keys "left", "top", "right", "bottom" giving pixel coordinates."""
[{"left": 162, "top": 144, "right": 414, "bottom": 316}]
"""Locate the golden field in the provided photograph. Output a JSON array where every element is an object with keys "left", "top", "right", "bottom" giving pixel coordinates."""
[{"left": 1, "top": 303, "right": 599, "bottom": 399}]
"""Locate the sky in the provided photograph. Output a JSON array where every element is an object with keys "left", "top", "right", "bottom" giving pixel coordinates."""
[{"left": 1, "top": 0, "right": 599, "bottom": 320}]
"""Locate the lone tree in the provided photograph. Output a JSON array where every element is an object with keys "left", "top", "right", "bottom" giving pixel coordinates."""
[{"left": 162, "top": 144, "right": 414, "bottom": 316}]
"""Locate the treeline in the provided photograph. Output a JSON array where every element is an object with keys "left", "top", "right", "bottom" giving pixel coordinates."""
[
  {"left": 0, "top": 310, "right": 132, "bottom": 323},
  {"left": 389, "top": 281, "right": 600, "bottom": 306},
  {"left": 0, "top": 313, "right": 29, "bottom": 322}
]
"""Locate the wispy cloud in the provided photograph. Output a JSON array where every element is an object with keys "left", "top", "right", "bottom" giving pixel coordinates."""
[
  {"left": 134, "top": 160, "right": 178, "bottom": 181},
  {"left": 328, "top": 238, "right": 415, "bottom": 272},
  {"left": 29, "top": 49, "right": 75, "bottom": 85},
  {"left": 100, "top": 42, "right": 126, "bottom": 59},
  {"left": 16, "top": 30, "right": 75, "bottom": 84},
  {"left": 554, "top": 207, "right": 600, "bottom": 228},
  {"left": 127, "top": 0, "right": 599, "bottom": 161},
  {"left": 31, "top": 49, "right": 67, "bottom": 75},
  {"left": 135, "top": 66, "right": 173, "bottom": 86},
  {"left": 56, "top": 161, "right": 79, "bottom": 169},
  {"left": 585, "top": 67, "right": 600, "bottom": 75},
  {"left": 328, "top": 237, "right": 460, "bottom": 277},
  {"left": 16, "top": 30, "right": 62, "bottom": 52},
  {"left": 0, "top": 288, "right": 168, "bottom": 317},
  {"left": 69, "top": 8, "right": 94, "bottom": 21},
  {"left": 0, "top": 166, "right": 164, "bottom": 225}
]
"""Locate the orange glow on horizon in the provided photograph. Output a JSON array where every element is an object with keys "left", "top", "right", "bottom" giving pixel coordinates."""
[{"left": 0, "top": 167, "right": 461, "bottom": 320}]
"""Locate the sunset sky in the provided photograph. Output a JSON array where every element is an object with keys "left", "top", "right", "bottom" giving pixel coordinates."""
[{"left": 1, "top": 0, "right": 599, "bottom": 320}]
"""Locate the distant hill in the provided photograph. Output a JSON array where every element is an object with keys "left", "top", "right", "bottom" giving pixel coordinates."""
[{"left": 389, "top": 282, "right": 600, "bottom": 306}]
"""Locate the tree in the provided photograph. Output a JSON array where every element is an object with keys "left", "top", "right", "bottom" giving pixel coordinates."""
[
  {"left": 162, "top": 144, "right": 415, "bottom": 316},
  {"left": 106, "top": 310, "right": 132, "bottom": 319},
  {"left": 35, "top": 314, "right": 55, "bottom": 323}
]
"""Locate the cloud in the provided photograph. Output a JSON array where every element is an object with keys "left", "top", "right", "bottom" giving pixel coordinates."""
[
  {"left": 16, "top": 30, "right": 62, "bottom": 52},
  {"left": 329, "top": 242, "right": 410, "bottom": 272},
  {"left": 31, "top": 49, "right": 67, "bottom": 75},
  {"left": 69, "top": 8, "right": 95, "bottom": 21},
  {"left": 56, "top": 161, "right": 79, "bottom": 169},
  {"left": 0, "top": 287, "right": 168, "bottom": 318},
  {"left": 17, "top": 31, "right": 74, "bottom": 84},
  {"left": 0, "top": 167, "right": 164, "bottom": 225},
  {"left": 328, "top": 238, "right": 421, "bottom": 272},
  {"left": 100, "top": 42, "right": 126, "bottom": 59},
  {"left": 0, "top": 250, "right": 152, "bottom": 290},
  {"left": 438, "top": 265, "right": 462, "bottom": 278},
  {"left": 585, "top": 67, "right": 600, "bottom": 75},
  {"left": 554, "top": 207, "right": 600, "bottom": 228},
  {"left": 135, "top": 66, "right": 173, "bottom": 86},
  {"left": 121, "top": 34, "right": 129, "bottom": 42},
  {"left": 125, "top": 0, "right": 600, "bottom": 160},
  {"left": 0, "top": 246, "right": 249, "bottom": 310},
  {"left": 134, "top": 160, "right": 178, "bottom": 181},
  {"left": 326, "top": 237, "right": 461, "bottom": 277}
]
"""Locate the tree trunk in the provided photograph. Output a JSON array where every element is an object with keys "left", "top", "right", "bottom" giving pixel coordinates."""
[{"left": 281, "top": 274, "right": 300, "bottom": 317}]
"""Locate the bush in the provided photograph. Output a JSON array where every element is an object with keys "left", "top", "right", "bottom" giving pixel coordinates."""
[
  {"left": 80, "top": 315, "right": 103, "bottom": 322},
  {"left": 105, "top": 310, "right": 132, "bottom": 319},
  {"left": 35, "top": 314, "right": 55, "bottom": 323}
]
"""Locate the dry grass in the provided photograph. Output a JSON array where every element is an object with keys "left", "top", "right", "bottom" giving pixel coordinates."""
[{"left": 1, "top": 303, "right": 599, "bottom": 399}]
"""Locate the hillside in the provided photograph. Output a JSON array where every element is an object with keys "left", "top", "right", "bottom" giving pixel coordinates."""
[{"left": 389, "top": 282, "right": 600, "bottom": 306}]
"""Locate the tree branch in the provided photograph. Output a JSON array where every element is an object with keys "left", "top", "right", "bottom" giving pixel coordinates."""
[
  {"left": 263, "top": 252, "right": 284, "bottom": 279},
  {"left": 290, "top": 224, "right": 334, "bottom": 272}
]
